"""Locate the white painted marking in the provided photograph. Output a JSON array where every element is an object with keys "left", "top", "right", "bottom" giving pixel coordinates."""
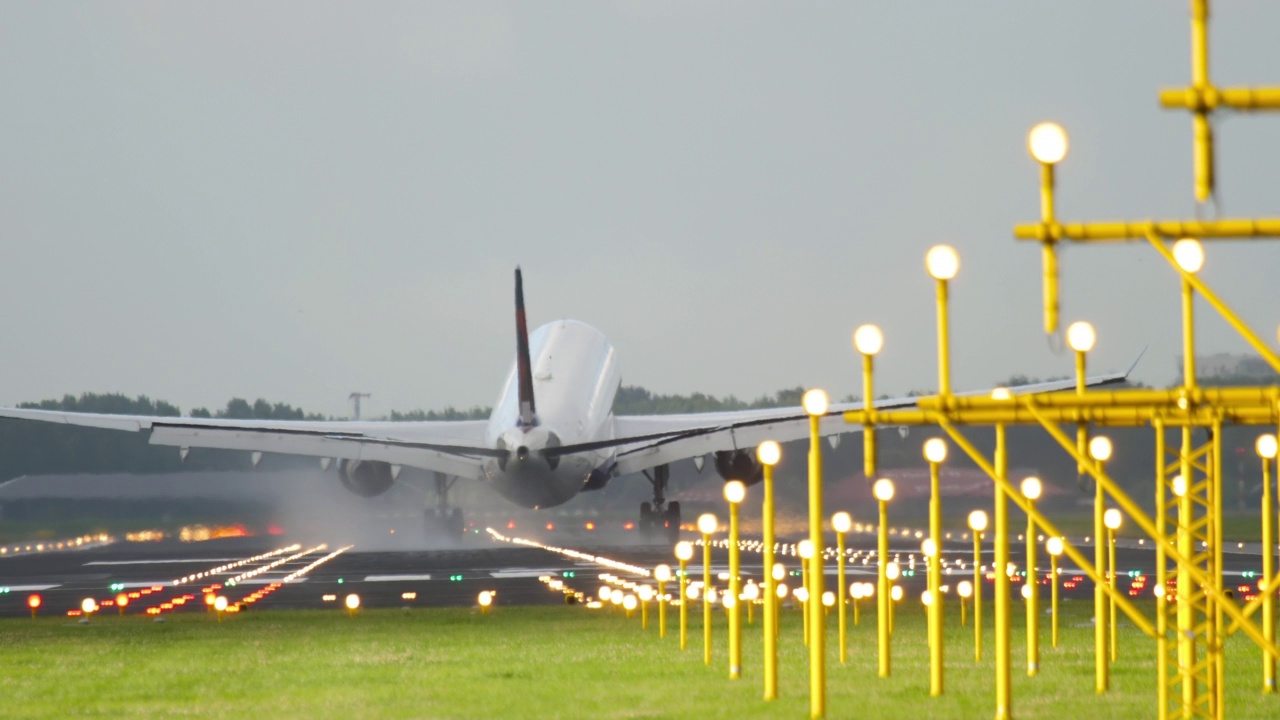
[
  {"left": 1, "top": 584, "right": 60, "bottom": 592},
  {"left": 364, "top": 574, "right": 433, "bottom": 582},
  {"left": 84, "top": 559, "right": 240, "bottom": 566}
]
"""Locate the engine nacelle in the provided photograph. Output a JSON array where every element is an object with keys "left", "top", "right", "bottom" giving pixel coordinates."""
[
  {"left": 713, "top": 450, "right": 764, "bottom": 487},
  {"left": 338, "top": 459, "right": 396, "bottom": 497}
]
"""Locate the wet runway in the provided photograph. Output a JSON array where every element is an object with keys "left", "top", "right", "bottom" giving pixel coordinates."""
[{"left": 0, "top": 524, "right": 1270, "bottom": 619}]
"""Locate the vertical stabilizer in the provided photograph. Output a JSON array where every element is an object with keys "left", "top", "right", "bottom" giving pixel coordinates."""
[{"left": 514, "top": 267, "right": 538, "bottom": 428}]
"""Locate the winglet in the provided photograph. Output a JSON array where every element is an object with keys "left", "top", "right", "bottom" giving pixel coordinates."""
[
  {"left": 1125, "top": 346, "right": 1148, "bottom": 380},
  {"left": 515, "top": 267, "right": 538, "bottom": 429}
]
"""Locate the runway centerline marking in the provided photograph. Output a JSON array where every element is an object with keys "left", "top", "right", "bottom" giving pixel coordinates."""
[
  {"left": 85, "top": 559, "right": 241, "bottom": 566},
  {"left": 365, "top": 574, "right": 433, "bottom": 582}
]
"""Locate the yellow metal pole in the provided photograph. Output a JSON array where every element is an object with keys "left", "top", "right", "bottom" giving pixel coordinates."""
[
  {"left": 642, "top": 596, "right": 649, "bottom": 630},
  {"left": 1095, "top": 456, "right": 1109, "bottom": 693},
  {"left": 929, "top": 459, "right": 944, "bottom": 695},
  {"left": 802, "top": 561, "right": 810, "bottom": 647},
  {"left": 1265, "top": 452, "right": 1276, "bottom": 693},
  {"left": 1109, "top": 526, "right": 1118, "bottom": 663},
  {"left": 679, "top": 558, "right": 689, "bottom": 651},
  {"left": 864, "top": 353, "right": 877, "bottom": 479},
  {"left": 1191, "top": 0, "right": 1214, "bottom": 203},
  {"left": 854, "top": 595, "right": 861, "bottom": 626},
  {"left": 1179, "top": 274, "right": 1198, "bottom": 715},
  {"left": 961, "top": 594, "right": 967, "bottom": 627},
  {"left": 879, "top": 498, "right": 891, "bottom": 677},
  {"left": 1027, "top": 499, "right": 1039, "bottom": 676},
  {"left": 1155, "top": 422, "right": 1169, "bottom": 720},
  {"left": 808, "top": 413, "right": 827, "bottom": 718},
  {"left": 1077, "top": 350, "right": 1088, "bottom": 477},
  {"left": 1040, "top": 160, "right": 1059, "bottom": 334},
  {"left": 762, "top": 461, "right": 778, "bottom": 700},
  {"left": 995, "top": 424, "right": 1012, "bottom": 720},
  {"left": 703, "top": 534, "right": 713, "bottom": 666},
  {"left": 1212, "top": 421, "right": 1225, "bottom": 717},
  {"left": 837, "top": 531, "right": 848, "bottom": 665},
  {"left": 936, "top": 279, "right": 951, "bottom": 396},
  {"left": 1050, "top": 551, "right": 1059, "bottom": 649},
  {"left": 657, "top": 579, "right": 667, "bottom": 639},
  {"left": 729, "top": 500, "right": 741, "bottom": 680},
  {"left": 974, "top": 531, "right": 983, "bottom": 662}
]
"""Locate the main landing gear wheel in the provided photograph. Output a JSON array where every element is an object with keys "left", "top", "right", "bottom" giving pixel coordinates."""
[
  {"left": 640, "top": 464, "right": 679, "bottom": 545},
  {"left": 425, "top": 472, "right": 463, "bottom": 538}
]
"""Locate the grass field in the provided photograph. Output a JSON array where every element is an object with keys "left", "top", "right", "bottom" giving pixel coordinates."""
[{"left": 2, "top": 599, "right": 1278, "bottom": 719}]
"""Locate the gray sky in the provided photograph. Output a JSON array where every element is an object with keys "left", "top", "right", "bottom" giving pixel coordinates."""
[{"left": 1, "top": 2, "right": 1277, "bottom": 419}]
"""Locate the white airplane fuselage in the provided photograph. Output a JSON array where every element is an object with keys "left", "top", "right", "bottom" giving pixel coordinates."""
[{"left": 482, "top": 319, "right": 620, "bottom": 509}]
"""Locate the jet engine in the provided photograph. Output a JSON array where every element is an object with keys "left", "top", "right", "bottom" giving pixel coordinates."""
[
  {"left": 338, "top": 459, "right": 396, "bottom": 497},
  {"left": 713, "top": 450, "right": 764, "bottom": 487}
]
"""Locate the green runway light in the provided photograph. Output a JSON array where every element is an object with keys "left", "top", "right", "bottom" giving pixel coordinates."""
[
  {"left": 562, "top": 571, "right": 576, "bottom": 578},
  {"left": 338, "top": 578, "right": 344, "bottom": 584},
  {"left": 449, "top": 574, "right": 463, "bottom": 582}
]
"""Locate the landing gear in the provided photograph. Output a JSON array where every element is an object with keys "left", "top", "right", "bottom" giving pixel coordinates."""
[
  {"left": 640, "top": 464, "right": 681, "bottom": 545},
  {"left": 425, "top": 472, "right": 464, "bottom": 537}
]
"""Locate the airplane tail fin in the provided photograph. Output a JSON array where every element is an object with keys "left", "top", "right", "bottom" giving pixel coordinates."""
[{"left": 515, "top": 267, "right": 538, "bottom": 428}]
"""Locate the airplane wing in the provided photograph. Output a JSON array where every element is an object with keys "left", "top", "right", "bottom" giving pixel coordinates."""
[
  {"left": 602, "top": 363, "right": 1138, "bottom": 477},
  {"left": 0, "top": 408, "right": 496, "bottom": 480}
]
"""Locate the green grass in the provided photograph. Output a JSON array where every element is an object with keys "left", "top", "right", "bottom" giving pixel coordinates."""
[{"left": 1, "top": 600, "right": 1276, "bottom": 719}]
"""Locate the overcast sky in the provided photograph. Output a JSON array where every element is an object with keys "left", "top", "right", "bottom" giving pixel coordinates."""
[{"left": 1, "top": 2, "right": 1277, "bottom": 419}]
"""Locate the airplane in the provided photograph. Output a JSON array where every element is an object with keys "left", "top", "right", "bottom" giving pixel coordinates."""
[{"left": 0, "top": 269, "right": 1133, "bottom": 543}]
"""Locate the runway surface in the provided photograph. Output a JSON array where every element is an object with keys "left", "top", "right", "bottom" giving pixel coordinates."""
[{"left": 0, "top": 522, "right": 1270, "bottom": 619}]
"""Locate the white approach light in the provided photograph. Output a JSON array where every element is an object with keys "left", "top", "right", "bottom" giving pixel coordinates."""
[
  {"left": 822, "top": 591, "right": 835, "bottom": 608},
  {"left": 675, "top": 541, "right": 694, "bottom": 562},
  {"left": 1172, "top": 475, "right": 1187, "bottom": 497},
  {"left": 968, "top": 510, "right": 989, "bottom": 533},
  {"left": 654, "top": 564, "right": 672, "bottom": 583},
  {"left": 1021, "top": 584, "right": 1033, "bottom": 600},
  {"left": 1104, "top": 509, "right": 1123, "bottom": 531},
  {"left": 921, "top": 590, "right": 934, "bottom": 607},
  {"left": 990, "top": 387, "right": 1013, "bottom": 401},
  {"left": 832, "top": 512, "right": 852, "bottom": 534},
  {"left": 1256, "top": 434, "right": 1278, "bottom": 460},
  {"left": 798, "top": 540, "right": 814, "bottom": 560},
  {"left": 891, "top": 585, "right": 904, "bottom": 602},
  {"left": 925, "top": 244, "right": 960, "bottom": 281},
  {"left": 697, "top": 514, "right": 718, "bottom": 535},
  {"left": 1172, "top": 238, "right": 1205, "bottom": 274},
  {"left": 793, "top": 587, "right": 809, "bottom": 603},
  {"left": 957, "top": 580, "right": 973, "bottom": 599},
  {"left": 757, "top": 440, "right": 781, "bottom": 467},
  {"left": 853, "top": 324, "right": 885, "bottom": 356},
  {"left": 886, "top": 562, "right": 901, "bottom": 581},
  {"left": 776, "top": 582, "right": 789, "bottom": 599},
  {"left": 772, "top": 563, "right": 786, "bottom": 581},
  {"left": 1066, "top": 321, "right": 1097, "bottom": 353},
  {"left": 923, "top": 438, "right": 948, "bottom": 464},
  {"left": 802, "top": 388, "right": 830, "bottom": 417},
  {"left": 1027, "top": 122, "right": 1069, "bottom": 164},
  {"left": 873, "top": 478, "right": 895, "bottom": 502},
  {"left": 1047, "top": 537, "right": 1065, "bottom": 556},
  {"left": 922, "top": 538, "right": 937, "bottom": 557},
  {"left": 1089, "top": 435, "right": 1114, "bottom": 462},
  {"left": 724, "top": 480, "right": 746, "bottom": 504},
  {"left": 1021, "top": 476, "right": 1043, "bottom": 501}
]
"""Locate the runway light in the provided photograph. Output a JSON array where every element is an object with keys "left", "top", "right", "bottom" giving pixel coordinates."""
[
  {"left": 585, "top": 522, "right": 595, "bottom": 531},
  {"left": 921, "top": 590, "right": 934, "bottom": 606},
  {"left": 776, "top": 582, "right": 788, "bottom": 599},
  {"left": 345, "top": 593, "right": 361, "bottom": 610},
  {"left": 724, "top": 480, "right": 746, "bottom": 504},
  {"left": 923, "top": 438, "right": 947, "bottom": 463},
  {"left": 697, "top": 514, "right": 718, "bottom": 535},
  {"left": 968, "top": 510, "right": 988, "bottom": 533},
  {"left": 1089, "top": 435, "right": 1113, "bottom": 462},
  {"left": 822, "top": 591, "right": 835, "bottom": 608},
  {"left": 1066, "top": 321, "right": 1097, "bottom": 353},
  {"left": 802, "top": 388, "right": 830, "bottom": 416},
  {"left": 798, "top": 540, "right": 814, "bottom": 560},
  {"left": 1047, "top": 537, "right": 1065, "bottom": 556},
  {"left": 757, "top": 441, "right": 781, "bottom": 466},
  {"left": 81, "top": 598, "right": 97, "bottom": 615},
  {"left": 873, "top": 478, "right": 895, "bottom": 502},
  {"left": 1172, "top": 475, "right": 1187, "bottom": 497},
  {"left": 886, "top": 562, "right": 901, "bottom": 581},
  {"left": 957, "top": 581, "right": 973, "bottom": 599},
  {"left": 675, "top": 542, "right": 694, "bottom": 562},
  {"left": 922, "top": 538, "right": 937, "bottom": 557},
  {"left": 214, "top": 596, "right": 228, "bottom": 612},
  {"left": 1257, "top": 434, "right": 1278, "bottom": 459},
  {"left": 1021, "top": 584, "right": 1033, "bottom": 600},
  {"left": 1021, "top": 476, "right": 1043, "bottom": 500},
  {"left": 654, "top": 564, "right": 672, "bottom": 583},
  {"left": 1104, "top": 509, "right": 1123, "bottom": 531},
  {"left": 890, "top": 585, "right": 904, "bottom": 602},
  {"left": 925, "top": 244, "right": 960, "bottom": 281},
  {"left": 853, "top": 324, "right": 885, "bottom": 356},
  {"left": 401, "top": 592, "right": 417, "bottom": 601},
  {"left": 832, "top": 512, "right": 852, "bottom": 534},
  {"left": 1027, "top": 122, "right": 1069, "bottom": 164},
  {"left": 1172, "top": 238, "right": 1205, "bottom": 274}
]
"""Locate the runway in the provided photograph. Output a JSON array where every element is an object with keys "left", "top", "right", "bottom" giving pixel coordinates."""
[{"left": 0, "top": 522, "right": 1270, "bottom": 619}]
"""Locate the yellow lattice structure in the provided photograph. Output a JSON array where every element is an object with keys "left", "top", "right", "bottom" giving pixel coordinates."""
[{"left": 839, "top": 3, "right": 1280, "bottom": 718}]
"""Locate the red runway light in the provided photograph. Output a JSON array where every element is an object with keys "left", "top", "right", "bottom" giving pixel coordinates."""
[
  {"left": 546, "top": 522, "right": 555, "bottom": 531},
  {"left": 585, "top": 522, "right": 595, "bottom": 531},
  {"left": 507, "top": 520, "right": 516, "bottom": 529},
  {"left": 27, "top": 594, "right": 41, "bottom": 610}
]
